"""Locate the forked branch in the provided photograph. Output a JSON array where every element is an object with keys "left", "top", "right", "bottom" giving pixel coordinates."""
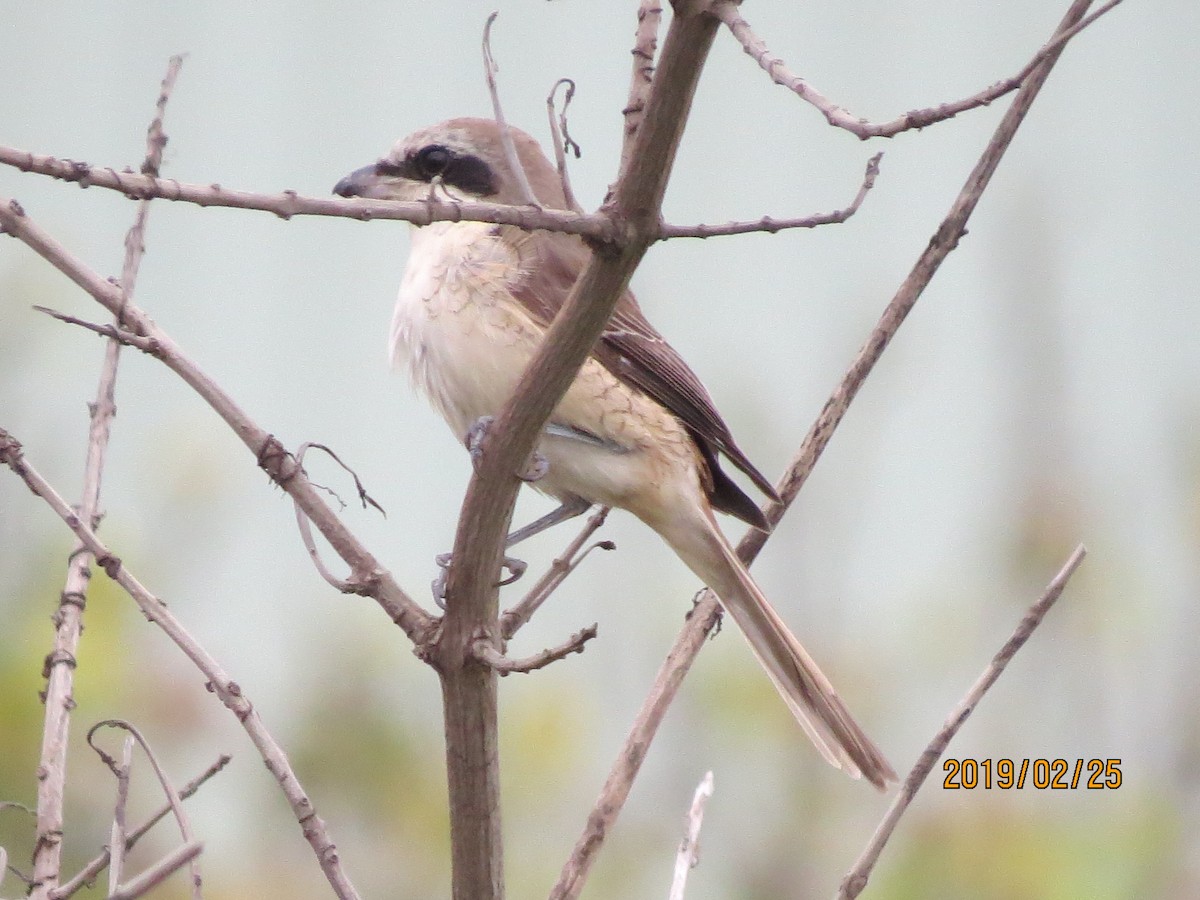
[{"left": 712, "top": 0, "right": 1125, "bottom": 139}]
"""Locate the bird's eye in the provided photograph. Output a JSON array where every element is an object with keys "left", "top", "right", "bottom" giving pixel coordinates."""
[{"left": 414, "top": 145, "right": 451, "bottom": 179}]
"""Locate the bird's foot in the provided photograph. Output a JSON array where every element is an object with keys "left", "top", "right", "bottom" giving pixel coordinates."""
[
  {"left": 431, "top": 551, "right": 529, "bottom": 607},
  {"left": 466, "top": 415, "right": 549, "bottom": 483}
]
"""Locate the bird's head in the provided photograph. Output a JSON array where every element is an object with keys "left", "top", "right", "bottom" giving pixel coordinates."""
[{"left": 333, "top": 117, "right": 567, "bottom": 209}]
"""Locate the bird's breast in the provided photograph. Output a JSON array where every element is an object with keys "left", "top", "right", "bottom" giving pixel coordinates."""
[
  {"left": 390, "top": 222, "right": 543, "bottom": 437},
  {"left": 389, "top": 221, "right": 703, "bottom": 521}
]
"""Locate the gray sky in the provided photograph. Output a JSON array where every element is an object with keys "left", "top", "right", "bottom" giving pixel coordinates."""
[{"left": 2, "top": 2, "right": 1197, "bottom": 896}]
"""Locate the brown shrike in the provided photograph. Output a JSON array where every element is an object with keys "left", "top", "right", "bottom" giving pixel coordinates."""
[{"left": 334, "top": 118, "right": 895, "bottom": 789}]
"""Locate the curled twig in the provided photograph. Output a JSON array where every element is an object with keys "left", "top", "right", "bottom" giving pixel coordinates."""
[
  {"left": 482, "top": 11, "right": 539, "bottom": 207},
  {"left": 292, "top": 442, "right": 388, "bottom": 593},
  {"left": 52, "top": 755, "right": 230, "bottom": 900},
  {"left": 546, "top": 78, "right": 583, "bottom": 213},
  {"left": 86, "top": 720, "right": 202, "bottom": 900}
]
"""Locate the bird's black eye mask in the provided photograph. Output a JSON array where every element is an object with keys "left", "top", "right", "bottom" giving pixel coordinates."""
[{"left": 378, "top": 144, "right": 497, "bottom": 197}]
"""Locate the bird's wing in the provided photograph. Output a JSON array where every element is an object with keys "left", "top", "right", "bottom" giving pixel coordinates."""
[{"left": 507, "top": 228, "right": 779, "bottom": 530}]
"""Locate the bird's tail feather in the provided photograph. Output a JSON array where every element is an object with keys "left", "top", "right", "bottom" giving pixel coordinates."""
[{"left": 664, "top": 508, "right": 896, "bottom": 790}]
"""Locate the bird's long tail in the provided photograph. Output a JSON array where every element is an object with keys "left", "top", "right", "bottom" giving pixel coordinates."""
[{"left": 662, "top": 507, "right": 896, "bottom": 790}]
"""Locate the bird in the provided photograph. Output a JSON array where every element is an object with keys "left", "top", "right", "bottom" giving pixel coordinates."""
[{"left": 334, "top": 117, "right": 895, "bottom": 789}]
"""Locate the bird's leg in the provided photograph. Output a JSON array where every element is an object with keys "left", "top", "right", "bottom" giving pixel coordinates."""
[
  {"left": 430, "top": 498, "right": 593, "bottom": 605},
  {"left": 432, "top": 552, "right": 528, "bottom": 608},
  {"left": 505, "top": 495, "right": 592, "bottom": 547},
  {"left": 432, "top": 421, "right": 591, "bottom": 605}
]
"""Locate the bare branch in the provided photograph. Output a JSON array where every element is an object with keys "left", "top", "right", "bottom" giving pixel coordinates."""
[
  {"left": 660, "top": 152, "right": 881, "bottom": 239},
  {"left": 2, "top": 143, "right": 878, "bottom": 243},
  {"left": 549, "top": 599, "right": 719, "bottom": 900},
  {"left": 106, "top": 735, "right": 136, "bottom": 895},
  {"left": 292, "top": 442, "right": 387, "bottom": 593},
  {"left": 500, "top": 506, "right": 612, "bottom": 640},
  {"left": 87, "top": 720, "right": 201, "bottom": 900},
  {"left": 0, "top": 431, "right": 362, "bottom": 900},
  {"left": 0, "top": 149, "right": 615, "bottom": 238},
  {"left": 838, "top": 545, "right": 1087, "bottom": 899},
  {"left": 668, "top": 771, "right": 714, "bottom": 900},
  {"left": 546, "top": 79, "right": 583, "bottom": 214},
  {"left": 52, "top": 755, "right": 230, "bottom": 900},
  {"left": 106, "top": 841, "right": 203, "bottom": 900},
  {"left": 473, "top": 624, "right": 598, "bottom": 675},
  {"left": 618, "top": 0, "right": 663, "bottom": 179},
  {"left": 0, "top": 202, "right": 434, "bottom": 643},
  {"left": 483, "top": 12, "right": 539, "bottom": 208},
  {"left": 438, "top": 11, "right": 723, "bottom": 898},
  {"left": 30, "top": 55, "right": 183, "bottom": 900},
  {"left": 712, "top": 0, "right": 1124, "bottom": 139},
  {"left": 552, "top": 2, "right": 1099, "bottom": 893},
  {"left": 33, "top": 305, "right": 158, "bottom": 352}
]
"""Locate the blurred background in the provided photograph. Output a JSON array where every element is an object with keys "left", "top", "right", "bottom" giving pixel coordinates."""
[{"left": 1, "top": 1, "right": 1197, "bottom": 897}]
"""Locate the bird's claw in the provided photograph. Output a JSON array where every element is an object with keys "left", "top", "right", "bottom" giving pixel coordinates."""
[
  {"left": 518, "top": 451, "right": 549, "bottom": 483},
  {"left": 431, "top": 551, "right": 528, "bottom": 607}
]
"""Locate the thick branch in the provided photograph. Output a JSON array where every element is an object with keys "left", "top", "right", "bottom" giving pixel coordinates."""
[{"left": 435, "top": 6, "right": 722, "bottom": 900}]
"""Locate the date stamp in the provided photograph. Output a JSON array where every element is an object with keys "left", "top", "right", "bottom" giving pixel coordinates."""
[{"left": 942, "top": 758, "right": 1122, "bottom": 790}]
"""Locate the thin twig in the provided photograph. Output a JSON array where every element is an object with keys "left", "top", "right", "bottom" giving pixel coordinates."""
[
  {"left": 500, "top": 507, "right": 612, "bottom": 640},
  {"left": 0, "top": 150, "right": 613, "bottom": 236},
  {"left": 838, "top": 545, "right": 1087, "bottom": 899},
  {"left": 1, "top": 147, "right": 881, "bottom": 243},
  {"left": 106, "top": 841, "right": 203, "bottom": 900},
  {"left": 106, "top": 735, "right": 136, "bottom": 896},
  {"left": 0, "top": 431, "right": 361, "bottom": 900},
  {"left": 546, "top": 79, "right": 583, "bottom": 214},
  {"left": 33, "top": 306, "right": 159, "bottom": 352},
  {"left": 52, "top": 755, "right": 230, "bottom": 900},
  {"left": 473, "top": 624, "right": 598, "bottom": 675},
  {"left": 668, "top": 771, "right": 714, "bottom": 900},
  {"left": 86, "top": 720, "right": 202, "bottom": 900},
  {"left": 0, "top": 202, "right": 433, "bottom": 642},
  {"left": 618, "top": 0, "right": 663, "bottom": 180},
  {"left": 712, "top": 0, "right": 1125, "bottom": 140},
  {"left": 659, "top": 152, "right": 881, "bottom": 239},
  {"left": 482, "top": 12, "right": 539, "bottom": 207},
  {"left": 551, "top": 2, "right": 1099, "bottom": 894},
  {"left": 292, "top": 442, "right": 387, "bottom": 593},
  {"left": 29, "top": 54, "right": 183, "bottom": 900}
]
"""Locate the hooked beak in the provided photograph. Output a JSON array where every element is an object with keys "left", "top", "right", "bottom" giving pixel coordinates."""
[{"left": 333, "top": 164, "right": 382, "bottom": 199}]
